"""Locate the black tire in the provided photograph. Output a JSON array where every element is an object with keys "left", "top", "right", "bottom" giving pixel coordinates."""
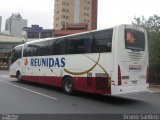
[
  {"left": 16, "top": 71, "right": 21, "bottom": 82},
  {"left": 63, "top": 77, "right": 74, "bottom": 95}
]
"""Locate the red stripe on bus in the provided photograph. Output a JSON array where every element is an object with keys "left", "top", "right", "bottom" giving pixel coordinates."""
[{"left": 21, "top": 76, "right": 111, "bottom": 94}]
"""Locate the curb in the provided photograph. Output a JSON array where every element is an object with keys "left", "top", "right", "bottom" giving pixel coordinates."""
[
  {"left": 149, "top": 85, "right": 160, "bottom": 87},
  {"left": 149, "top": 86, "right": 160, "bottom": 94},
  {"left": 0, "top": 75, "right": 10, "bottom": 78}
]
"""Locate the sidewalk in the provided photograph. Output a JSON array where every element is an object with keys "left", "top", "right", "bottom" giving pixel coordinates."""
[
  {"left": 149, "top": 85, "right": 160, "bottom": 93},
  {"left": 0, "top": 66, "right": 9, "bottom": 70},
  {"left": 0, "top": 69, "right": 9, "bottom": 76}
]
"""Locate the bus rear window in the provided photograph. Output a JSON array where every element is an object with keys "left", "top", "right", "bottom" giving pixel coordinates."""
[{"left": 125, "top": 29, "right": 145, "bottom": 51}]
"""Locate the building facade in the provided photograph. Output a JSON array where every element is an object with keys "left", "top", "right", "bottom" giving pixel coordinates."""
[
  {"left": 5, "top": 13, "right": 27, "bottom": 37},
  {"left": 23, "top": 25, "right": 53, "bottom": 41},
  {"left": 0, "top": 16, "right": 2, "bottom": 32},
  {"left": 54, "top": 0, "right": 98, "bottom": 36},
  {"left": 0, "top": 34, "right": 24, "bottom": 69}
]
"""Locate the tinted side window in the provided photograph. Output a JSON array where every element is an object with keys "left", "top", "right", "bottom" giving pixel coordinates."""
[
  {"left": 68, "top": 37, "right": 85, "bottom": 54},
  {"left": 23, "top": 40, "right": 55, "bottom": 57},
  {"left": 92, "top": 29, "right": 113, "bottom": 53},
  {"left": 47, "top": 40, "right": 54, "bottom": 55},
  {"left": 67, "top": 34, "right": 92, "bottom": 54},
  {"left": 35, "top": 41, "right": 50, "bottom": 56},
  {"left": 23, "top": 43, "right": 38, "bottom": 57},
  {"left": 53, "top": 38, "right": 67, "bottom": 55}
]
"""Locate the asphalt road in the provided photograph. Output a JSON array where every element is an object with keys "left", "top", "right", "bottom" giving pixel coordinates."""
[{"left": 0, "top": 70, "right": 160, "bottom": 115}]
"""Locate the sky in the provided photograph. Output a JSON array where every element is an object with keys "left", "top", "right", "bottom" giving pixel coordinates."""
[{"left": 0, "top": 0, "right": 160, "bottom": 30}]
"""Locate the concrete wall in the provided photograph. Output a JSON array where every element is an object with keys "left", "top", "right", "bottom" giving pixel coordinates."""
[
  {"left": 0, "top": 16, "right": 2, "bottom": 32},
  {"left": 0, "top": 35, "right": 24, "bottom": 52}
]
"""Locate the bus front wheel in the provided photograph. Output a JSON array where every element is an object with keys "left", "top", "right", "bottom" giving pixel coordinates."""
[
  {"left": 63, "top": 77, "right": 74, "bottom": 95},
  {"left": 16, "top": 71, "right": 21, "bottom": 82}
]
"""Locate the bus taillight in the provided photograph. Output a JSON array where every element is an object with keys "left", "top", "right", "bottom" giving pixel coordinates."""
[
  {"left": 146, "top": 66, "right": 149, "bottom": 83},
  {"left": 118, "top": 65, "right": 122, "bottom": 85}
]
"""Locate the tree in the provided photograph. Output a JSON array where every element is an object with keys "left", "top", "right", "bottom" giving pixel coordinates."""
[{"left": 132, "top": 15, "right": 160, "bottom": 83}]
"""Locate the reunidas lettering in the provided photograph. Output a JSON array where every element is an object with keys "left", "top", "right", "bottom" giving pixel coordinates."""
[{"left": 30, "top": 57, "right": 65, "bottom": 68}]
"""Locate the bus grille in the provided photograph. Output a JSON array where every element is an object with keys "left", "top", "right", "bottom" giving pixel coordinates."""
[
  {"left": 96, "top": 77, "right": 108, "bottom": 91},
  {"left": 128, "top": 52, "right": 143, "bottom": 61}
]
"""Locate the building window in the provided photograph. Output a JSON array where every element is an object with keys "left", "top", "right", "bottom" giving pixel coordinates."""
[
  {"left": 62, "top": 2, "right": 66, "bottom": 5},
  {"left": 56, "top": 17, "right": 59, "bottom": 21},
  {"left": 62, "top": 9, "right": 65, "bottom": 12},
  {"left": 61, "top": 22, "right": 65, "bottom": 25},
  {"left": 85, "top": 0, "right": 90, "bottom": 4},
  {"left": 62, "top": 15, "right": 65, "bottom": 18},
  {"left": 84, "top": 6, "right": 90, "bottom": 11},
  {"left": 56, "top": 23, "right": 60, "bottom": 27}
]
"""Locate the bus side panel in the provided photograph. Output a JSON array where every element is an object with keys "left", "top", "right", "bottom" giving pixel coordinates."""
[
  {"left": 21, "top": 53, "right": 113, "bottom": 94},
  {"left": 9, "top": 58, "right": 22, "bottom": 78},
  {"left": 64, "top": 53, "right": 113, "bottom": 94},
  {"left": 21, "top": 75, "right": 62, "bottom": 87},
  {"left": 21, "top": 75, "right": 111, "bottom": 94},
  {"left": 73, "top": 77, "right": 111, "bottom": 94}
]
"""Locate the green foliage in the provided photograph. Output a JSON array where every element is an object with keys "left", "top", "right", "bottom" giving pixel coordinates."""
[
  {"left": 132, "top": 15, "right": 160, "bottom": 65},
  {"left": 132, "top": 15, "right": 160, "bottom": 83}
]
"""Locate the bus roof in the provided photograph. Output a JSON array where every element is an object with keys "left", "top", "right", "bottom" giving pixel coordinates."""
[
  {"left": 24, "top": 26, "right": 115, "bottom": 45},
  {"left": 24, "top": 24, "right": 145, "bottom": 45}
]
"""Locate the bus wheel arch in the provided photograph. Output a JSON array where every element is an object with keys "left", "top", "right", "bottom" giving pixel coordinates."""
[
  {"left": 62, "top": 75, "right": 75, "bottom": 95},
  {"left": 16, "top": 71, "right": 21, "bottom": 82}
]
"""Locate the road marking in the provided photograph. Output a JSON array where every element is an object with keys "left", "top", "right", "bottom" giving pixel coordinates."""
[
  {"left": 148, "top": 90, "right": 153, "bottom": 93},
  {"left": 0, "top": 80, "right": 58, "bottom": 101},
  {"left": 0, "top": 75, "right": 10, "bottom": 78}
]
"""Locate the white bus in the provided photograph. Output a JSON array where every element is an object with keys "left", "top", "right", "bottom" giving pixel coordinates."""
[{"left": 9, "top": 24, "right": 149, "bottom": 95}]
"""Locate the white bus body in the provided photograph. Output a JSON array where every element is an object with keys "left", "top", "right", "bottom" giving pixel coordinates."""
[{"left": 9, "top": 25, "right": 149, "bottom": 95}]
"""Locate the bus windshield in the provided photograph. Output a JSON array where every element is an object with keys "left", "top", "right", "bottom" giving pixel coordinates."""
[
  {"left": 10, "top": 46, "right": 22, "bottom": 65},
  {"left": 125, "top": 28, "right": 145, "bottom": 51}
]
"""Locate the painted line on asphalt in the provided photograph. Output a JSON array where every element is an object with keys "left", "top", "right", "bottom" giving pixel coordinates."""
[
  {"left": 0, "top": 80, "right": 58, "bottom": 101},
  {"left": 0, "top": 75, "right": 10, "bottom": 78}
]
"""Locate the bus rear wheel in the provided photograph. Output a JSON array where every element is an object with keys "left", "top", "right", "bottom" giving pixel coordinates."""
[{"left": 63, "top": 77, "right": 74, "bottom": 95}]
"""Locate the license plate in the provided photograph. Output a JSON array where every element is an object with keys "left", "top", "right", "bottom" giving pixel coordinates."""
[
  {"left": 132, "top": 80, "right": 137, "bottom": 84},
  {"left": 129, "top": 65, "right": 141, "bottom": 71}
]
